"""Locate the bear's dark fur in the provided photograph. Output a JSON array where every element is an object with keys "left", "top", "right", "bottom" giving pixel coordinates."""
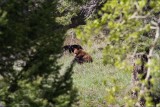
[{"left": 63, "top": 44, "right": 83, "bottom": 53}]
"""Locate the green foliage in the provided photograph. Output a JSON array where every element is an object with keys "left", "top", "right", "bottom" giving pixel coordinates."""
[
  {"left": 0, "top": 0, "right": 84, "bottom": 106},
  {"left": 55, "top": 0, "right": 88, "bottom": 25},
  {"left": 0, "top": 9, "right": 7, "bottom": 36},
  {"left": 55, "top": 0, "right": 79, "bottom": 25},
  {"left": 0, "top": 9, "right": 7, "bottom": 25},
  {"left": 76, "top": 0, "right": 160, "bottom": 106}
]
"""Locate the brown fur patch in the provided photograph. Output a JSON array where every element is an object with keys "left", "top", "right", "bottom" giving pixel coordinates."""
[{"left": 73, "top": 49, "right": 93, "bottom": 64}]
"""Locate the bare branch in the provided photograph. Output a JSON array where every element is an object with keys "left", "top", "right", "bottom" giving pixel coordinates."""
[
  {"left": 139, "top": 23, "right": 160, "bottom": 101},
  {"left": 129, "top": 12, "right": 138, "bottom": 19},
  {"left": 151, "top": 20, "right": 158, "bottom": 26},
  {"left": 150, "top": 26, "right": 157, "bottom": 29},
  {"left": 145, "top": 24, "right": 160, "bottom": 81},
  {"left": 136, "top": 22, "right": 160, "bottom": 105},
  {"left": 129, "top": 10, "right": 153, "bottom": 19},
  {"left": 134, "top": 1, "right": 141, "bottom": 12}
]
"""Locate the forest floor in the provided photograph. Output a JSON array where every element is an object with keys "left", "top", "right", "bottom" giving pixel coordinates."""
[{"left": 58, "top": 51, "right": 131, "bottom": 107}]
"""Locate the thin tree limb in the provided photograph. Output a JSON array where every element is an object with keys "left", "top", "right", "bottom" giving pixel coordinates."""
[
  {"left": 145, "top": 23, "right": 160, "bottom": 81},
  {"left": 129, "top": 10, "right": 153, "bottom": 19},
  {"left": 136, "top": 21, "right": 160, "bottom": 106}
]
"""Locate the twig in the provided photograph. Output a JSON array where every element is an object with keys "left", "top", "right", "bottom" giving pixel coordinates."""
[
  {"left": 129, "top": 10, "right": 153, "bottom": 19},
  {"left": 134, "top": 1, "right": 141, "bottom": 12},
  {"left": 150, "top": 26, "right": 157, "bottom": 29},
  {"left": 151, "top": 20, "right": 158, "bottom": 26}
]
